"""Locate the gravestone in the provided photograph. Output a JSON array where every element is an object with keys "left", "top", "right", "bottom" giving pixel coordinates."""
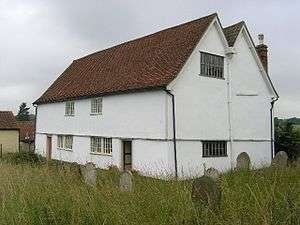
[
  {"left": 191, "top": 176, "right": 221, "bottom": 209},
  {"left": 119, "top": 171, "right": 133, "bottom": 192},
  {"left": 204, "top": 167, "right": 220, "bottom": 181},
  {"left": 80, "top": 162, "right": 97, "bottom": 186},
  {"left": 271, "top": 151, "right": 288, "bottom": 168},
  {"left": 236, "top": 152, "right": 251, "bottom": 170}
]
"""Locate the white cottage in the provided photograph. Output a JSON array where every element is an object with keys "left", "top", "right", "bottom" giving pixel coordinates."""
[{"left": 34, "top": 13, "right": 278, "bottom": 178}]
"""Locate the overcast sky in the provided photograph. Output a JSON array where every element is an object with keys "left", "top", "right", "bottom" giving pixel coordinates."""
[{"left": 0, "top": 0, "right": 299, "bottom": 118}]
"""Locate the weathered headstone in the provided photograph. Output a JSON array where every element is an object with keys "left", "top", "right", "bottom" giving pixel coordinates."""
[
  {"left": 80, "top": 162, "right": 97, "bottom": 186},
  {"left": 204, "top": 167, "right": 220, "bottom": 181},
  {"left": 236, "top": 152, "right": 251, "bottom": 170},
  {"left": 271, "top": 151, "right": 288, "bottom": 168},
  {"left": 119, "top": 171, "right": 133, "bottom": 192},
  {"left": 191, "top": 176, "right": 221, "bottom": 209}
]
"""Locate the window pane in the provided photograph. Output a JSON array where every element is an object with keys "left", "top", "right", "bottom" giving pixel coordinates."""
[
  {"left": 202, "top": 141, "right": 227, "bottom": 157},
  {"left": 91, "top": 98, "right": 102, "bottom": 114},
  {"left": 65, "top": 101, "right": 75, "bottom": 116},
  {"left": 65, "top": 136, "right": 73, "bottom": 149},
  {"left": 200, "top": 52, "right": 224, "bottom": 78}
]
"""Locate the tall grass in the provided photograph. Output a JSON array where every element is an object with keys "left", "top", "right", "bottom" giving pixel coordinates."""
[{"left": 0, "top": 158, "right": 299, "bottom": 225}]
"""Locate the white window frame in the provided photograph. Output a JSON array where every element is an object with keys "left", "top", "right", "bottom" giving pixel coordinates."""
[
  {"left": 202, "top": 141, "right": 227, "bottom": 157},
  {"left": 90, "top": 137, "right": 112, "bottom": 155},
  {"left": 91, "top": 98, "right": 102, "bottom": 115},
  {"left": 57, "top": 135, "right": 73, "bottom": 151},
  {"left": 65, "top": 101, "right": 75, "bottom": 116}
]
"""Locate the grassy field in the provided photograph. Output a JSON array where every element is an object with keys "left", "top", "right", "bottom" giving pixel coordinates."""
[{"left": 0, "top": 156, "right": 299, "bottom": 225}]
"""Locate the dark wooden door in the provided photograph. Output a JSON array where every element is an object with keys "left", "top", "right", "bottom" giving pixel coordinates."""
[
  {"left": 123, "top": 141, "right": 132, "bottom": 171},
  {"left": 46, "top": 136, "right": 52, "bottom": 160}
]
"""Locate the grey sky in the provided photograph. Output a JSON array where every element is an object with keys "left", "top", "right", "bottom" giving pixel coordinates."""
[{"left": 0, "top": 0, "right": 299, "bottom": 118}]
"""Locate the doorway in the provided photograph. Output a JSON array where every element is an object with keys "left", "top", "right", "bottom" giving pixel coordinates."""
[
  {"left": 46, "top": 136, "right": 52, "bottom": 160},
  {"left": 123, "top": 141, "right": 132, "bottom": 171}
]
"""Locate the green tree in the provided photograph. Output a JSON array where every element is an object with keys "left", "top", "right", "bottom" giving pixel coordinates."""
[
  {"left": 275, "top": 120, "right": 300, "bottom": 160},
  {"left": 16, "top": 102, "right": 30, "bottom": 121}
]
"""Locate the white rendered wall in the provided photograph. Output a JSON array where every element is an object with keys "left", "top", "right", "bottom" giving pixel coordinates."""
[
  {"left": 230, "top": 30, "right": 272, "bottom": 141},
  {"left": 35, "top": 133, "right": 123, "bottom": 169},
  {"left": 36, "top": 90, "right": 167, "bottom": 139},
  {"left": 132, "top": 140, "right": 173, "bottom": 178},
  {"left": 167, "top": 21, "right": 229, "bottom": 140},
  {"left": 232, "top": 141, "right": 272, "bottom": 168},
  {"left": 176, "top": 141, "right": 231, "bottom": 178},
  {"left": 166, "top": 21, "right": 274, "bottom": 176}
]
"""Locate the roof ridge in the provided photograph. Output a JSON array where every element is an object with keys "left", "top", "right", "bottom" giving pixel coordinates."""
[
  {"left": 75, "top": 13, "right": 217, "bottom": 62},
  {"left": 223, "top": 20, "right": 245, "bottom": 46},
  {"left": 224, "top": 20, "right": 245, "bottom": 29}
]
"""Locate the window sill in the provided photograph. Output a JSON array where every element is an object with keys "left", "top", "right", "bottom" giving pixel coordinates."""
[
  {"left": 202, "top": 155, "right": 228, "bottom": 158},
  {"left": 90, "top": 152, "right": 112, "bottom": 157},
  {"left": 65, "top": 115, "right": 75, "bottom": 117},
  {"left": 199, "top": 74, "right": 225, "bottom": 80},
  {"left": 58, "top": 147, "right": 73, "bottom": 152},
  {"left": 90, "top": 113, "right": 102, "bottom": 116}
]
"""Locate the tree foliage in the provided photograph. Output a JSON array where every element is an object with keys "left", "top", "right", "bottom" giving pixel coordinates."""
[
  {"left": 274, "top": 118, "right": 300, "bottom": 160},
  {"left": 16, "top": 102, "right": 31, "bottom": 121}
]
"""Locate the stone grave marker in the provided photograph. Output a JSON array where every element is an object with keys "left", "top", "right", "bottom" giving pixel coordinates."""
[
  {"left": 119, "top": 171, "right": 133, "bottom": 192},
  {"left": 271, "top": 151, "right": 288, "bottom": 168},
  {"left": 236, "top": 152, "right": 251, "bottom": 170},
  {"left": 80, "top": 162, "right": 97, "bottom": 186},
  {"left": 204, "top": 167, "right": 220, "bottom": 181},
  {"left": 191, "top": 176, "right": 221, "bottom": 209}
]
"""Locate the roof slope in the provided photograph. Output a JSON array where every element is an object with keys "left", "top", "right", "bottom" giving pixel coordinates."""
[
  {"left": 223, "top": 21, "right": 244, "bottom": 47},
  {"left": 17, "top": 121, "right": 35, "bottom": 142},
  {"left": 35, "top": 13, "right": 216, "bottom": 104},
  {"left": 0, "top": 111, "right": 18, "bottom": 130}
]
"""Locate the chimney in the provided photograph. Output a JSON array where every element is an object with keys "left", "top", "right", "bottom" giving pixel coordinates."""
[{"left": 255, "top": 34, "right": 268, "bottom": 73}]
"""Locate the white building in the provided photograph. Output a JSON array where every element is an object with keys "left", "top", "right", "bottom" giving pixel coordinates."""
[{"left": 34, "top": 13, "right": 278, "bottom": 178}]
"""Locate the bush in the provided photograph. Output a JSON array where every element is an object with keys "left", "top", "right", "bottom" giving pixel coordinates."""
[{"left": 1, "top": 152, "right": 44, "bottom": 164}]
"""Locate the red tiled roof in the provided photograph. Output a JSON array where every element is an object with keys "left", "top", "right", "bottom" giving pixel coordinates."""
[
  {"left": 0, "top": 111, "right": 18, "bottom": 130},
  {"left": 223, "top": 21, "right": 244, "bottom": 47},
  {"left": 17, "top": 121, "right": 35, "bottom": 142},
  {"left": 34, "top": 13, "right": 217, "bottom": 104}
]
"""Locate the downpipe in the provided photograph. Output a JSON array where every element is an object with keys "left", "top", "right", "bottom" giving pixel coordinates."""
[
  {"left": 226, "top": 53, "right": 234, "bottom": 168},
  {"left": 164, "top": 89, "right": 178, "bottom": 178},
  {"left": 270, "top": 97, "right": 278, "bottom": 159}
]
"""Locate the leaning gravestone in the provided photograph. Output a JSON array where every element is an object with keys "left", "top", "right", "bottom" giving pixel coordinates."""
[
  {"left": 271, "top": 151, "right": 288, "bottom": 168},
  {"left": 236, "top": 152, "right": 251, "bottom": 170},
  {"left": 204, "top": 167, "right": 220, "bottom": 181},
  {"left": 80, "top": 162, "right": 97, "bottom": 186},
  {"left": 119, "top": 171, "right": 134, "bottom": 192},
  {"left": 191, "top": 176, "right": 221, "bottom": 210}
]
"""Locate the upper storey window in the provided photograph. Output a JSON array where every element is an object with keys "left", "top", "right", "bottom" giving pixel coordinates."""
[
  {"left": 200, "top": 52, "right": 224, "bottom": 79},
  {"left": 91, "top": 98, "right": 102, "bottom": 115},
  {"left": 65, "top": 101, "right": 75, "bottom": 116}
]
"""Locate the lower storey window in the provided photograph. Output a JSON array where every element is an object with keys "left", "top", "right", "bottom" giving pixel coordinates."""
[
  {"left": 202, "top": 141, "right": 227, "bottom": 157},
  {"left": 57, "top": 135, "right": 73, "bottom": 150},
  {"left": 91, "top": 137, "right": 112, "bottom": 155}
]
